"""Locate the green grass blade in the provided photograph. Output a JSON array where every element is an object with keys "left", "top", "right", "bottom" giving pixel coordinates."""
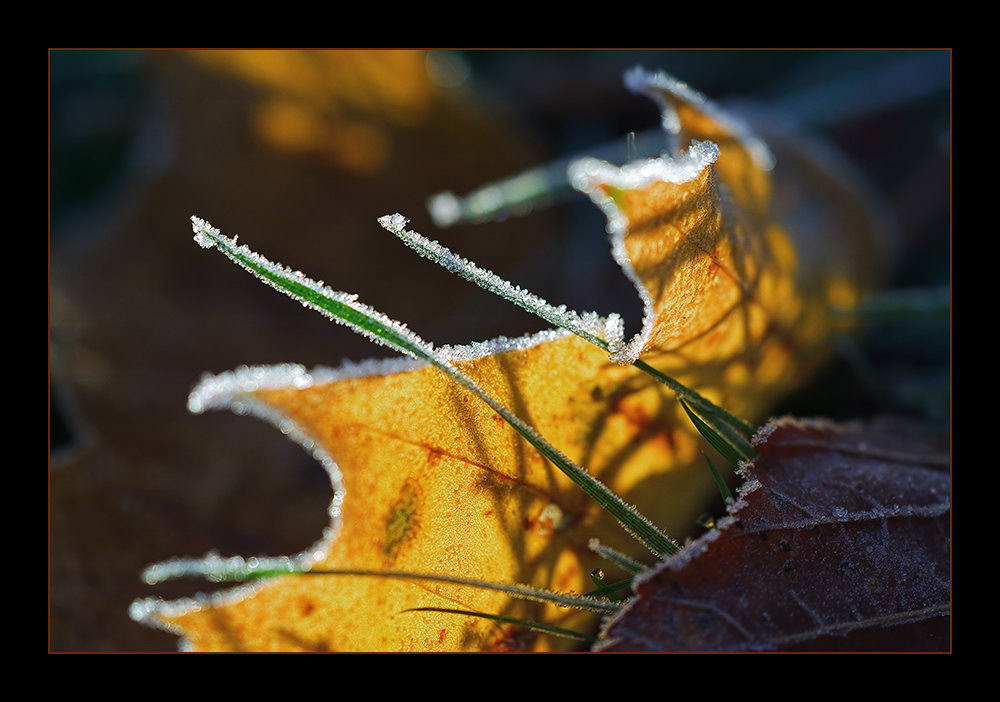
[
  {"left": 588, "top": 538, "right": 646, "bottom": 574},
  {"left": 679, "top": 396, "right": 755, "bottom": 464},
  {"left": 192, "top": 217, "right": 436, "bottom": 363},
  {"left": 402, "top": 607, "right": 597, "bottom": 643},
  {"left": 192, "top": 216, "right": 679, "bottom": 558},
  {"left": 142, "top": 552, "right": 303, "bottom": 585},
  {"left": 302, "top": 570, "right": 620, "bottom": 613},
  {"left": 425, "top": 128, "right": 667, "bottom": 228},
  {"left": 481, "top": 394, "right": 679, "bottom": 556},
  {"left": 585, "top": 578, "right": 634, "bottom": 599},
  {"left": 426, "top": 164, "right": 565, "bottom": 228},
  {"left": 702, "top": 450, "right": 734, "bottom": 504},
  {"left": 144, "top": 552, "right": 623, "bottom": 614},
  {"left": 632, "top": 359, "right": 755, "bottom": 440},
  {"left": 588, "top": 568, "right": 624, "bottom": 601},
  {"left": 443, "top": 359, "right": 680, "bottom": 555},
  {"left": 380, "top": 213, "right": 621, "bottom": 352}
]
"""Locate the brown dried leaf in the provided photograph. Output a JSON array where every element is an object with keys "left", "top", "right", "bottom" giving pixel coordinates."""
[{"left": 595, "top": 417, "right": 950, "bottom": 652}]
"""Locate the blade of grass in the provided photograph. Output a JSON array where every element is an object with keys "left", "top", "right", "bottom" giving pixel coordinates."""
[
  {"left": 192, "top": 217, "right": 435, "bottom": 363},
  {"left": 589, "top": 568, "right": 623, "bottom": 601},
  {"left": 702, "top": 450, "right": 734, "bottom": 504},
  {"left": 402, "top": 607, "right": 597, "bottom": 643},
  {"left": 588, "top": 538, "right": 647, "bottom": 574},
  {"left": 142, "top": 553, "right": 623, "bottom": 614},
  {"left": 585, "top": 578, "right": 634, "bottom": 599},
  {"left": 426, "top": 128, "right": 667, "bottom": 228},
  {"left": 191, "top": 216, "right": 679, "bottom": 558},
  {"left": 679, "top": 396, "right": 755, "bottom": 464},
  {"left": 633, "top": 358, "right": 754, "bottom": 441},
  {"left": 304, "top": 570, "right": 623, "bottom": 612},
  {"left": 381, "top": 213, "right": 622, "bottom": 353},
  {"left": 142, "top": 552, "right": 303, "bottom": 585}
]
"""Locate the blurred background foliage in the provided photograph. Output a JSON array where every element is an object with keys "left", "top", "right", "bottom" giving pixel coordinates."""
[{"left": 49, "top": 50, "right": 950, "bottom": 651}]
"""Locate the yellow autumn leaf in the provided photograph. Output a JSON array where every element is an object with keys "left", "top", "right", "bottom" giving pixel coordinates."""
[{"left": 131, "top": 68, "right": 886, "bottom": 651}]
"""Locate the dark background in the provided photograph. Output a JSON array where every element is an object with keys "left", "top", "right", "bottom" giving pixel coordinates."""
[{"left": 49, "top": 49, "right": 950, "bottom": 651}]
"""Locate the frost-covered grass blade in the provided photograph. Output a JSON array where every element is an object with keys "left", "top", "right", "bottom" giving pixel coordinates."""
[
  {"left": 191, "top": 216, "right": 679, "bottom": 558},
  {"left": 142, "top": 552, "right": 305, "bottom": 585},
  {"left": 144, "top": 550, "right": 623, "bottom": 614},
  {"left": 589, "top": 538, "right": 646, "bottom": 575},
  {"left": 633, "top": 358, "right": 755, "bottom": 441},
  {"left": 299, "top": 569, "right": 624, "bottom": 613},
  {"left": 585, "top": 578, "right": 634, "bottom": 599},
  {"left": 426, "top": 128, "right": 667, "bottom": 228},
  {"left": 192, "top": 217, "right": 436, "bottom": 363},
  {"left": 380, "top": 213, "right": 622, "bottom": 352}
]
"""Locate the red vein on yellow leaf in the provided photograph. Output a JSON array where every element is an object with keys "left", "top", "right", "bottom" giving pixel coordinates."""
[{"left": 329, "top": 421, "right": 578, "bottom": 511}]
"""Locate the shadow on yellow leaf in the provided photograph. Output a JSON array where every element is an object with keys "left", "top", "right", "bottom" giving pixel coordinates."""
[{"left": 132, "top": 69, "right": 887, "bottom": 651}]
